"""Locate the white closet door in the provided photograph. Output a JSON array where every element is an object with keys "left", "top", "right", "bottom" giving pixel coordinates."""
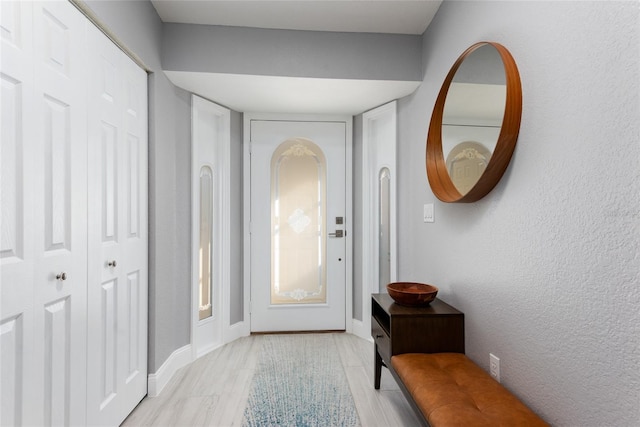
[
  {"left": 1, "top": 2, "right": 36, "bottom": 425},
  {"left": 86, "top": 21, "right": 148, "bottom": 427},
  {"left": 1, "top": 1, "right": 88, "bottom": 425}
]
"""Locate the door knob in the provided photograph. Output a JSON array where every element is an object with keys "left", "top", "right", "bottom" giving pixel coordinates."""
[
  {"left": 55, "top": 272, "right": 67, "bottom": 281},
  {"left": 328, "top": 230, "right": 344, "bottom": 238},
  {"left": 108, "top": 260, "right": 117, "bottom": 267}
]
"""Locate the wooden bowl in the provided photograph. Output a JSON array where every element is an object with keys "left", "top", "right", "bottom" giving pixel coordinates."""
[{"left": 386, "top": 282, "right": 438, "bottom": 307}]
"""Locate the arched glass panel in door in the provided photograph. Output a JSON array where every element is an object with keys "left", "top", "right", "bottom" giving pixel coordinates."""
[
  {"left": 378, "top": 168, "right": 391, "bottom": 292},
  {"left": 271, "top": 138, "right": 327, "bottom": 304},
  {"left": 199, "top": 166, "right": 213, "bottom": 320}
]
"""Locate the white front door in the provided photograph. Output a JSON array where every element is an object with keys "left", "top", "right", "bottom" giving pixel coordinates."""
[{"left": 249, "top": 118, "right": 349, "bottom": 332}]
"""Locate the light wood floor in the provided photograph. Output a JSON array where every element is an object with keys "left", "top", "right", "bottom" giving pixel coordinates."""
[{"left": 122, "top": 333, "right": 420, "bottom": 426}]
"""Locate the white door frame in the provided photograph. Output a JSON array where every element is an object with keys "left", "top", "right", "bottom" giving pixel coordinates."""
[
  {"left": 242, "top": 113, "right": 353, "bottom": 333},
  {"left": 354, "top": 101, "right": 397, "bottom": 340},
  {"left": 191, "top": 95, "right": 231, "bottom": 358}
]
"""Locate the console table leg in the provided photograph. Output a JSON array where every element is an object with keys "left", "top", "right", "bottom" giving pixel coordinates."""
[{"left": 374, "top": 344, "right": 382, "bottom": 389}]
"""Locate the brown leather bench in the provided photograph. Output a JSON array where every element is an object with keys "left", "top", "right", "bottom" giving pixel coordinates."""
[{"left": 390, "top": 353, "right": 548, "bottom": 426}]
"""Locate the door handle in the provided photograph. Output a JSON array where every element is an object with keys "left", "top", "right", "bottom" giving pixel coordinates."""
[{"left": 328, "top": 230, "right": 344, "bottom": 238}]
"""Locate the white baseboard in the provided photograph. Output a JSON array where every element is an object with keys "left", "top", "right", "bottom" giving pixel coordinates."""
[
  {"left": 225, "top": 320, "right": 249, "bottom": 343},
  {"left": 195, "top": 342, "right": 221, "bottom": 359},
  {"left": 147, "top": 322, "right": 248, "bottom": 397},
  {"left": 351, "top": 318, "right": 373, "bottom": 342},
  {"left": 147, "top": 344, "right": 192, "bottom": 397}
]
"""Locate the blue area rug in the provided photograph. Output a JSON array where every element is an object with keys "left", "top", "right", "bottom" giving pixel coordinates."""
[{"left": 242, "top": 334, "right": 360, "bottom": 427}]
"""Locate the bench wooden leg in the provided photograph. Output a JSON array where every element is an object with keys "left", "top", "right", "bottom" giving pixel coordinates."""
[{"left": 374, "top": 344, "right": 383, "bottom": 389}]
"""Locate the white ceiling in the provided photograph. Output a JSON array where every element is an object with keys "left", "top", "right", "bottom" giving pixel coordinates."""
[
  {"left": 165, "top": 71, "right": 421, "bottom": 114},
  {"left": 152, "top": 1, "right": 442, "bottom": 114}
]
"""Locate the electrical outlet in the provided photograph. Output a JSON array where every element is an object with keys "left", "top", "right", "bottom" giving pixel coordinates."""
[
  {"left": 490, "top": 353, "right": 500, "bottom": 382},
  {"left": 423, "top": 203, "right": 434, "bottom": 223}
]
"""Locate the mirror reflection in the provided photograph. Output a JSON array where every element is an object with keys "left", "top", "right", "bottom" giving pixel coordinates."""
[
  {"left": 442, "top": 44, "right": 506, "bottom": 195},
  {"left": 426, "top": 41, "right": 521, "bottom": 203}
]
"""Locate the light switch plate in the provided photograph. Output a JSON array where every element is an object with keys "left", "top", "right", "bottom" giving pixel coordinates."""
[
  {"left": 490, "top": 353, "right": 500, "bottom": 382},
  {"left": 423, "top": 203, "right": 434, "bottom": 223}
]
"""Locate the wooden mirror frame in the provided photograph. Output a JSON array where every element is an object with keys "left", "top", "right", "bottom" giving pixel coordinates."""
[{"left": 426, "top": 41, "right": 522, "bottom": 203}]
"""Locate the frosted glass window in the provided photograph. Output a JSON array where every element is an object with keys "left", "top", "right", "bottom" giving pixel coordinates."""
[
  {"left": 379, "top": 168, "right": 391, "bottom": 292},
  {"left": 271, "top": 139, "right": 327, "bottom": 305},
  {"left": 199, "top": 166, "right": 213, "bottom": 320}
]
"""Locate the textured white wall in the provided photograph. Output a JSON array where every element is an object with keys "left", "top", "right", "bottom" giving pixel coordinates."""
[{"left": 397, "top": 1, "right": 639, "bottom": 425}]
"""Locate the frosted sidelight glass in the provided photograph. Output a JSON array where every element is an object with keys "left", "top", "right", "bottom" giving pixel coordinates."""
[
  {"left": 379, "top": 168, "right": 391, "bottom": 292},
  {"left": 271, "top": 138, "right": 327, "bottom": 304},
  {"left": 199, "top": 166, "right": 213, "bottom": 320}
]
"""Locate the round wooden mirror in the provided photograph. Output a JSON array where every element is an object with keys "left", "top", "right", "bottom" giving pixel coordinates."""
[{"left": 426, "top": 42, "right": 522, "bottom": 203}]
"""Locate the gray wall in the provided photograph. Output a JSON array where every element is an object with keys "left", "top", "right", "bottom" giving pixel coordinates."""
[
  {"left": 352, "top": 114, "right": 363, "bottom": 321},
  {"left": 162, "top": 24, "right": 422, "bottom": 81},
  {"left": 230, "top": 110, "right": 244, "bottom": 324},
  {"left": 83, "top": 0, "right": 192, "bottom": 372},
  {"left": 397, "top": 1, "right": 639, "bottom": 425}
]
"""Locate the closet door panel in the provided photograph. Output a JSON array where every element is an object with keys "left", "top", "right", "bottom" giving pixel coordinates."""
[
  {"left": 87, "top": 20, "right": 148, "bottom": 426},
  {"left": 0, "top": 315, "right": 26, "bottom": 426},
  {"left": 0, "top": 1, "right": 88, "bottom": 424},
  {"left": 102, "top": 122, "right": 119, "bottom": 242},
  {"left": 0, "top": 16, "right": 31, "bottom": 262},
  {"left": 31, "top": 2, "right": 89, "bottom": 425},
  {"left": 1, "top": 1, "right": 89, "bottom": 425},
  {"left": 0, "top": 7, "right": 34, "bottom": 426},
  {"left": 0, "top": 3, "right": 34, "bottom": 424},
  {"left": 87, "top": 28, "right": 125, "bottom": 426},
  {"left": 43, "top": 297, "right": 73, "bottom": 426},
  {"left": 121, "top": 53, "right": 148, "bottom": 405}
]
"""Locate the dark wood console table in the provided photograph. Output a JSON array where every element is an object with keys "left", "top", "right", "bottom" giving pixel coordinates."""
[{"left": 371, "top": 293, "right": 465, "bottom": 389}]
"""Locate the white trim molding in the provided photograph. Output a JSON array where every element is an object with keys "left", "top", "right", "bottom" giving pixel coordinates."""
[
  {"left": 147, "top": 345, "right": 192, "bottom": 397},
  {"left": 359, "top": 101, "right": 397, "bottom": 340},
  {"left": 225, "top": 320, "right": 250, "bottom": 343},
  {"left": 191, "top": 95, "right": 231, "bottom": 359}
]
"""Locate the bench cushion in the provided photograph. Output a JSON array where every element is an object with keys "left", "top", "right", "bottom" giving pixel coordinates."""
[{"left": 391, "top": 353, "right": 548, "bottom": 427}]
